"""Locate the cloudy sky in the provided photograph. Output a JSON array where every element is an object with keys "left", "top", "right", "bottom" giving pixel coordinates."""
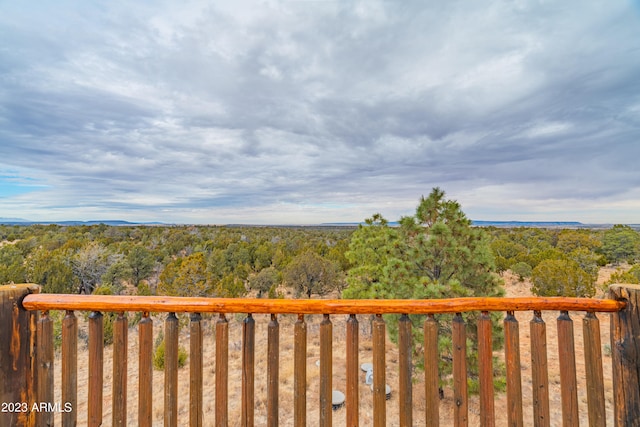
[{"left": 1, "top": 1, "right": 639, "bottom": 224}]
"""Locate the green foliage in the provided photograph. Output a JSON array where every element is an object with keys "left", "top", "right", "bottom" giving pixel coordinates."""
[
  {"left": 0, "top": 244, "right": 27, "bottom": 285},
  {"left": 343, "top": 214, "right": 393, "bottom": 299},
  {"left": 343, "top": 188, "right": 505, "bottom": 391},
  {"left": 217, "top": 273, "right": 247, "bottom": 297},
  {"left": 253, "top": 242, "right": 274, "bottom": 271},
  {"left": 50, "top": 310, "right": 65, "bottom": 350},
  {"left": 126, "top": 245, "right": 155, "bottom": 286},
  {"left": 248, "top": 267, "right": 281, "bottom": 298},
  {"left": 159, "top": 253, "right": 213, "bottom": 297},
  {"left": 531, "top": 259, "right": 596, "bottom": 297},
  {"left": 100, "top": 257, "right": 129, "bottom": 294},
  {"left": 510, "top": 262, "right": 532, "bottom": 281},
  {"left": 556, "top": 230, "right": 601, "bottom": 253},
  {"left": 606, "top": 264, "right": 640, "bottom": 285},
  {"left": 153, "top": 338, "right": 188, "bottom": 371},
  {"left": 137, "top": 282, "right": 152, "bottom": 296},
  {"left": 601, "top": 225, "right": 640, "bottom": 264},
  {"left": 0, "top": 223, "right": 346, "bottom": 300},
  {"left": 567, "top": 247, "right": 600, "bottom": 279},
  {"left": 27, "top": 247, "right": 77, "bottom": 293},
  {"left": 490, "top": 239, "right": 527, "bottom": 274},
  {"left": 284, "top": 251, "right": 343, "bottom": 298},
  {"left": 385, "top": 188, "right": 504, "bottom": 300},
  {"left": 267, "top": 284, "right": 285, "bottom": 299}
]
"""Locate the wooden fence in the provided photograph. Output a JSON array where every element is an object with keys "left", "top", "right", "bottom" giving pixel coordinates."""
[{"left": 1, "top": 283, "right": 639, "bottom": 426}]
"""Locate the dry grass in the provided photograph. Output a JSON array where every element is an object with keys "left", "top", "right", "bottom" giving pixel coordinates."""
[{"left": 52, "top": 268, "right": 622, "bottom": 426}]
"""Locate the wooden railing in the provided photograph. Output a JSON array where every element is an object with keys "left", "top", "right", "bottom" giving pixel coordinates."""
[{"left": 1, "top": 283, "right": 639, "bottom": 427}]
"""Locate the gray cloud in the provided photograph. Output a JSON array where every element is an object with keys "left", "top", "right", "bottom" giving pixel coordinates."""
[{"left": 1, "top": 0, "right": 639, "bottom": 224}]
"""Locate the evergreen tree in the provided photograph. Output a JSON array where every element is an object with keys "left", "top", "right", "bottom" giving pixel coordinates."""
[
  {"left": 126, "top": 245, "right": 155, "bottom": 287},
  {"left": 531, "top": 259, "right": 596, "bottom": 297},
  {"left": 343, "top": 214, "right": 395, "bottom": 299},
  {"left": 27, "top": 247, "right": 77, "bottom": 293},
  {"left": 601, "top": 225, "right": 640, "bottom": 264},
  {"left": 343, "top": 188, "right": 505, "bottom": 390},
  {"left": 284, "top": 251, "right": 342, "bottom": 298}
]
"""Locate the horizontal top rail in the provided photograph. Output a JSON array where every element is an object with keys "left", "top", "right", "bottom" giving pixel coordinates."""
[{"left": 22, "top": 294, "right": 626, "bottom": 314}]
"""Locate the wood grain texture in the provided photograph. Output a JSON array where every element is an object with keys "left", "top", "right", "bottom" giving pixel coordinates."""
[
  {"left": 112, "top": 312, "right": 128, "bottom": 427},
  {"left": 346, "top": 314, "right": 359, "bottom": 427},
  {"left": 610, "top": 284, "right": 640, "bottom": 427},
  {"left": 373, "top": 315, "right": 386, "bottom": 427},
  {"left": 452, "top": 313, "right": 468, "bottom": 427},
  {"left": 61, "top": 311, "right": 77, "bottom": 427},
  {"left": 138, "top": 313, "right": 153, "bottom": 427},
  {"left": 267, "top": 314, "right": 279, "bottom": 427},
  {"left": 319, "top": 314, "right": 332, "bottom": 427},
  {"left": 0, "top": 284, "right": 39, "bottom": 427},
  {"left": 36, "top": 311, "right": 54, "bottom": 427},
  {"left": 557, "top": 311, "right": 578, "bottom": 427},
  {"left": 216, "top": 313, "right": 229, "bottom": 427},
  {"left": 504, "top": 312, "right": 524, "bottom": 427},
  {"left": 478, "top": 311, "right": 495, "bottom": 427},
  {"left": 294, "top": 314, "right": 307, "bottom": 427},
  {"left": 164, "top": 313, "right": 179, "bottom": 427},
  {"left": 88, "top": 311, "right": 103, "bottom": 427},
  {"left": 241, "top": 314, "right": 255, "bottom": 427},
  {"left": 583, "top": 312, "right": 605, "bottom": 427},
  {"left": 424, "top": 314, "right": 440, "bottom": 427},
  {"left": 530, "top": 311, "right": 550, "bottom": 427},
  {"left": 22, "top": 294, "right": 625, "bottom": 314},
  {"left": 398, "top": 314, "right": 412, "bottom": 427},
  {"left": 190, "top": 313, "right": 203, "bottom": 427}
]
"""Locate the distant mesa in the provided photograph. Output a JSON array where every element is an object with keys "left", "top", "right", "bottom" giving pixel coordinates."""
[{"left": 0, "top": 218, "right": 165, "bottom": 226}]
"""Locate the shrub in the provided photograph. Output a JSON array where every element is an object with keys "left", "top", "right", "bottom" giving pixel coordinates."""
[
  {"left": 531, "top": 259, "right": 595, "bottom": 297},
  {"left": 153, "top": 338, "right": 188, "bottom": 370},
  {"left": 510, "top": 262, "right": 532, "bottom": 281}
]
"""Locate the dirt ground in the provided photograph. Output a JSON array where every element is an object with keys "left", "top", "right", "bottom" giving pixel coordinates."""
[{"left": 52, "top": 267, "right": 623, "bottom": 426}]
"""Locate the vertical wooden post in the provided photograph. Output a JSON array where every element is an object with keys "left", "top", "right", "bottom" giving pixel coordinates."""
[
  {"left": 242, "top": 314, "right": 255, "bottom": 427},
  {"left": 62, "top": 310, "right": 78, "bottom": 427},
  {"left": 319, "top": 314, "right": 332, "bottom": 427},
  {"left": 190, "top": 313, "right": 203, "bottom": 427},
  {"left": 216, "top": 313, "right": 229, "bottom": 427},
  {"left": 138, "top": 313, "right": 153, "bottom": 427},
  {"left": 452, "top": 313, "right": 468, "bottom": 427},
  {"left": 294, "top": 314, "right": 307, "bottom": 427},
  {"left": 557, "top": 311, "right": 578, "bottom": 427},
  {"left": 583, "top": 312, "right": 605, "bottom": 427},
  {"left": 610, "top": 284, "right": 640, "bottom": 427},
  {"left": 504, "top": 312, "right": 523, "bottom": 427},
  {"left": 372, "top": 314, "right": 386, "bottom": 427},
  {"left": 0, "top": 284, "right": 39, "bottom": 427},
  {"left": 346, "top": 314, "right": 359, "bottom": 427},
  {"left": 478, "top": 311, "right": 495, "bottom": 427},
  {"left": 530, "top": 311, "right": 550, "bottom": 427},
  {"left": 36, "top": 310, "right": 54, "bottom": 427},
  {"left": 164, "top": 312, "right": 179, "bottom": 427},
  {"left": 424, "top": 314, "right": 439, "bottom": 427},
  {"left": 398, "top": 314, "right": 412, "bottom": 427},
  {"left": 267, "top": 314, "right": 279, "bottom": 427},
  {"left": 88, "top": 311, "right": 104, "bottom": 427},
  {"left": 112, "top": 312, "right": 128, "bottom": 427}
]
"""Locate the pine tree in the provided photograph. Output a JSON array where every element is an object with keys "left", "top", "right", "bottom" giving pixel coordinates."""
[{"left": 343, "top": 188, "right": 505, "bottom": 391}]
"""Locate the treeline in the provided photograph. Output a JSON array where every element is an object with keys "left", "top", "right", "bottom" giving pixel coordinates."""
[
  {"left": 0, "top": 223, "right": 352, "bottom": 298},
  {"left": 488, "top": 224, "right": 640, "bottom": 296},
  {"left": 3, "top": 193, "right": 640, "bottom": 391},
  {"left": 1, "top": 220, "right": 639, "bottom": 300}
]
